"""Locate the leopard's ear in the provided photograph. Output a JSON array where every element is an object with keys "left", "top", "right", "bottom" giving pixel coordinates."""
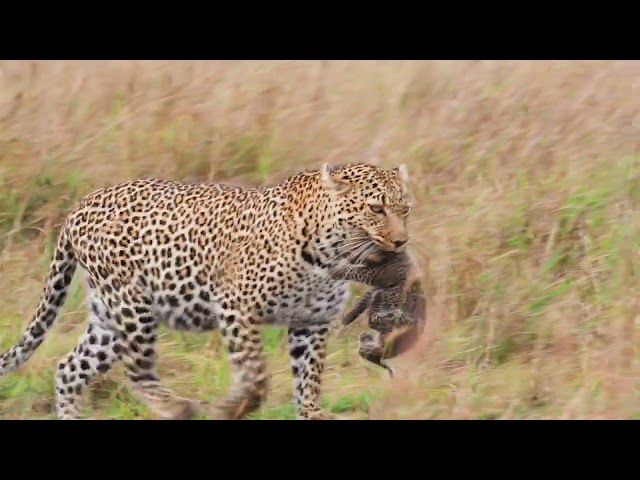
[
  {"left": 320, "top": 163, "right": 332, "bottom": 183},
  {"left": 320, "top": 163, "right": 351, "bottom": 195},
  {"left": 397, "top": 164, "right": 409, "bottom": 184},
  {"left": 393, "top": 164, "right": 411, "bottom": 197}
]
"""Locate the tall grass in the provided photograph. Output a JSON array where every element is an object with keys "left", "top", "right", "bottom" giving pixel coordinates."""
[{"left": 0, "top": 60, "right": 636, "bottom": 419}]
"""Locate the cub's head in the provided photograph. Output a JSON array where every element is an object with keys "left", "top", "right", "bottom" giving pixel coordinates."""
[{"left": 320, "top": 163, "right": 413, "bottom": 253}]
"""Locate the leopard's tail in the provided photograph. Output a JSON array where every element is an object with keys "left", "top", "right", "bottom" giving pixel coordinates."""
[{"left": 0, "top": 229, "right": 77, "bottom": 375}]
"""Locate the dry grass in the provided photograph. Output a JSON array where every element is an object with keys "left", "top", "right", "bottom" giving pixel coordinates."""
[{"left": 0, "top": 60, "right": 637, "bottom": 419}]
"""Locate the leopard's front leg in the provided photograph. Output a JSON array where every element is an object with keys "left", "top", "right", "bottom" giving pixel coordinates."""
[{"left": 288, "top": 324, "right": 335, "bottom": 420}]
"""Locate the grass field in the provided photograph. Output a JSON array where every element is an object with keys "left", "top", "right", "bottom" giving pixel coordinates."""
[{"left": 0, "top": 60, "right": 637, "bottom": 419}]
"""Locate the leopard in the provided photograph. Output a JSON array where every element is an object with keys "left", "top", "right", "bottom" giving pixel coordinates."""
[{"left": 0, "top": 162, "right": 414, "bottom": 420}]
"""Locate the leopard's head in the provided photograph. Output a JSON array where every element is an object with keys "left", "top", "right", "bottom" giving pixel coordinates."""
[{"left": 320, "top": 163, "right": 413, "bottom": 254}]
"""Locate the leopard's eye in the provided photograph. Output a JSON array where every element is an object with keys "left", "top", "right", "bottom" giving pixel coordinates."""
[
  {"left": 370, "top": 204, "right": 385, "bottom": 215},
  {"left": 398, "top": 206, "right": 411, "bottom": 216}
]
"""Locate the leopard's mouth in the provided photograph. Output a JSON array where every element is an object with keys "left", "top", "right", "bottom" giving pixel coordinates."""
[{"left": 369, "top": 235, "right": 408, "bottom": 253}]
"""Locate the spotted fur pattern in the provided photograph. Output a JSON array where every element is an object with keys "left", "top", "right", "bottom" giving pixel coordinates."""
[
  {"left": 342, "top": 250, "right": 427, "bottom": 376},
  {"left": 0, "top": 163, "right": 412, "bottom": 420}
]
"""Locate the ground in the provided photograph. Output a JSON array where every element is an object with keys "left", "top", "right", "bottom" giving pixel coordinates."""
[{"left": 0, "top": 60, "right": 637, "bottom": 419}]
